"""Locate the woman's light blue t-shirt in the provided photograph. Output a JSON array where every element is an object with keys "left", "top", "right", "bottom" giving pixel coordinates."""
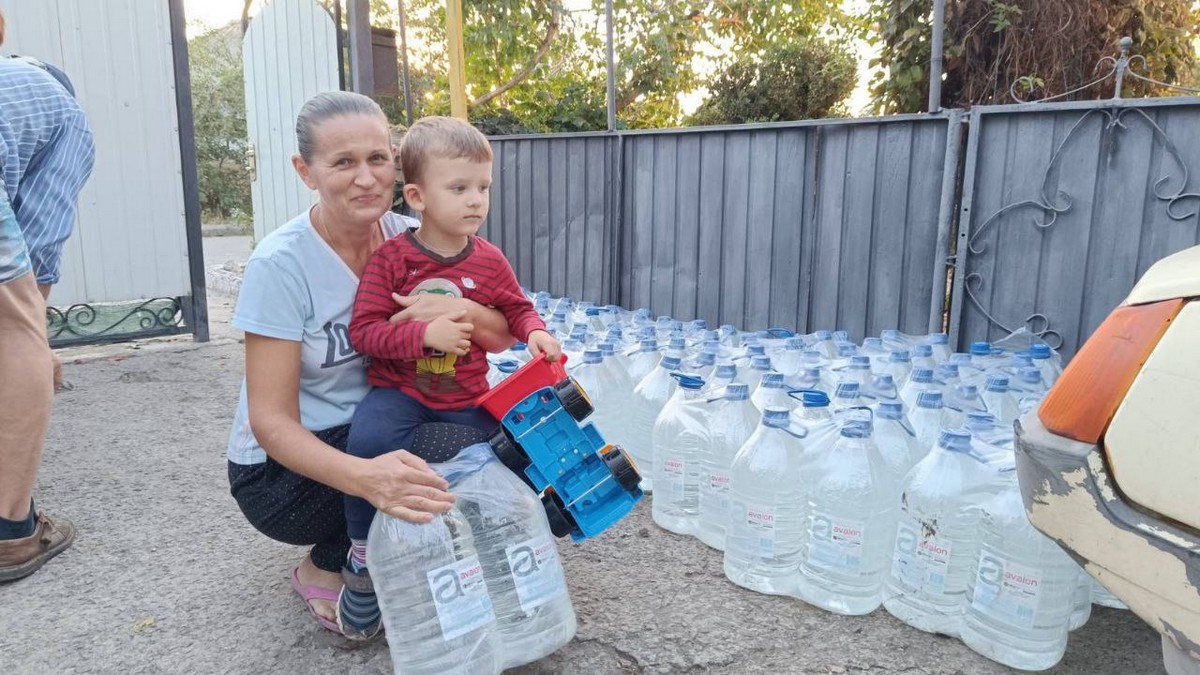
[{"left": 227, "top": 209, "right": 417, "bottom": 465}]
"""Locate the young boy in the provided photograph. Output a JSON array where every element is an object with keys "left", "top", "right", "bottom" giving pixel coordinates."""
[{"left": 341, "top": 116, "right": 560, "bottom": 638}]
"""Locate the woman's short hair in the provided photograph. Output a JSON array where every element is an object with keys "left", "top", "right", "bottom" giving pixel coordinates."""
[
  {"left": 400, "top": 116, "right": 492, "bottom": 186},
  {"left": 295, "top": 91, "right": 386, "bottom": 163}
]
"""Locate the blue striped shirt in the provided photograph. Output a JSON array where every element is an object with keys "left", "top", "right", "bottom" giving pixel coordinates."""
[{"left": 0, "top": 57, "right": 95, "bottom": 285}]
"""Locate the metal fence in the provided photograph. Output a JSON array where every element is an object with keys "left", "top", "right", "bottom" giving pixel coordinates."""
[
  {"left": 485, "top": 113, "right": 962, "bottom": 343},
  {"left": 950, "top": 96, "right": 1200, "bottom": 358}
]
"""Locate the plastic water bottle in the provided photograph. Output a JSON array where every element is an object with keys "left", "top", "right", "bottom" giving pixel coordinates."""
[
  {"left": 707, "top": 362, "right": 738, "bottom": 394},
  {"left": 687, "top": 349, "right": 717, "bottom": 381},
  {"left": 627, "top": 354, "right": 684, "bottom": 492},
  {"left": 1091, "top": 578, "right": 1128, "bottom": 609},
  {"left": 724, "top": 407, "right": 807, "bottom": 595},
  {"left": 884, "top": 429, "right": 991, "bottom": 637},
  {"left": 864, "top": 373, "right": 900, "bottom": 404},
  {"left": 882, "top": 351, "right": 913, "bottom": 387},
  {"left": 911, "top": 344, "right": 937, "bottom": 372},
  {"left": 773, "top": 337, "right": 806, "bottom": 379},
  {"left": 788, "top": 366, "right": 824, "bottom": 392},
  {"left": 944, "top": 383, "right": 986, "bottom": 428},
  {"left": 926, "top": 333, "right": 952, "bottom": 363},
  {"left": 792, "top": 391, "right": 840, "bottom": 459},
  {"left": 445, "top": 444, "right": 576, "bottom": 669},
  {"left": 1014, "top": 366, "right": 1048, "bottom": 396},
  {"left": 910, "top": 391, "right": 949, "bottom": 451},
  {"left": 809, "top": 330, "right": 837, "bottom": 359},
  {"left": 874, "top": 401, "right": 926, "bottom": 482},
  {"left": 752, "top": 371, "right": 791, "bottom": 413},
  {"left": 1028, "top": 344, "right": 1063, "bottom": 387},
  {"left": 795, "top": 416, "right": 897, "bottom": 615},
  {"left": 625, "top": 338, "right": 662, "bottom": 384},
  {"left": 981, "top": 375, "right": 1020, "bottom": 426},
  {"left": 487, "top": 360, "right": 521, "bottom": 389},
  {"left": 652, "top": 375, "right": 712, "bottom": 535},
  {"left": 699, "top": 383, "right": 759, "bottom": 551},
  {"left": 368, "top": 508, "right": 502, "bottom": 675},
  {"left": 571, "top": 349, "right": 626, "bottom": 436},
  {"left": 900, "top": 368, "right": 937, "bottom": 412},
  {"left": 1069, "top": 566, "right": 1092, "bottom": 631},
  {"left": 830, "top": 381, "right": 864, "bottom": 416},
  {"left": 739, "top": 354, "right": 774, "bottom": 389},
  {"left": 960, "top": 468, "right": 1077, "bottom": 671},
  {"left": 835, "top": 355, "right": 873, "bottom": 388}
]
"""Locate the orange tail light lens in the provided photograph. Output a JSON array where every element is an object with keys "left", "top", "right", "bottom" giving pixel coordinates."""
[{"left": 1039, "top": 298, "right": 1185, "bottom": 443}]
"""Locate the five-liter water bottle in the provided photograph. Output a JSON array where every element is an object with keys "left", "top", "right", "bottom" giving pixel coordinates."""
[
  {"left": 1069, "top": 566, "right": 1092, "bottom": 632},
  {"left": 873, "top": 401, "right": 926, "bottom": 485},
  {"left": 1028, "top": 344, "right": 1063, "bottom": 387},
  {"left": 625, "top": 337, "right": 662, "bottom": 384},
  {"left": 707, "top": 362, "right": 738, "bottom": 394},
  {"left": 909, "top": 391, "right": 948, "bottom": 451},
  {"left": 699, "top": 383, "right": 759, "bottom": 551},
  {"left": 981, "top": 375, "right": 1020, "bottom": 426},
  {"left": 571, "top": 349, "right": 628, "bottom": 444},
  {"left": 652, "top": 375, "right": 713, "bottom": 535},
  {"left": 751, "top": 371, "right": 791, "bottom": 412},
  {"left": 795, "top": 416, "right": 898, "bottom": 615},
  {"left": 444, "top": 444, "right": 576, "bottom": 670},
  {"left": 884, "top": 429, "right": 992, "bottom": 637},
  {"left": 724, "top": 407, "right": 808, "bottom": 596},
  {"left": 627, "top": 354, "right": 684, "bottom": 492},
  {"left": 960, "top": 467, "right": 1078, "bottom": 671},
  {"left": 368, "top": 508, "right": 502, "bottom": 675}
]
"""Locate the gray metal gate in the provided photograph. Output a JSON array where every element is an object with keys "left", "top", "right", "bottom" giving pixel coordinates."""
[{"left": 949, "top": 97, "right": 1200, "bottom": 358}]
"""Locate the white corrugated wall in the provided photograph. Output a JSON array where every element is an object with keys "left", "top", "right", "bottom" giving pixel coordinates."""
[
  {"left": 1, "top": 0, "right": 190, "bottom": 306},
  {"left": 243, "top": 0, "right": 339, "bottom": 241}
]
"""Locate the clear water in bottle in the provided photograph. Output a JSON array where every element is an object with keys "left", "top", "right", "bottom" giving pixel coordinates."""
[
  {"left": 627, "top": 354, "right": 684, "bottom": 493},
  {"left": 960, "top": 468, "right": 1077, "bottom": 671},
  {"left": 724, "top": 407, "right": 807, "bottom": 595},
  {"left": 445, "top": 444, "right": 576, "bottom": 669},
  {"left": 625, "top": 338, "right": 662, "bottom": 384},
  {"left": 1069, "top": 565, "right": 1092, "bottom": 632},
  {"left": 699, "top": 383, "right": 759, "bottom": 551},
  {"left": 874, "top": 401, "right": 926, "bottom": 481},
  {"left": 752, "top": 371, "right": 791, "bottom": 413},
  {"left": 795, "top": 416, "right": 898, "bottom": 615},
  {"left": 368, "top": 508, "right": 502, "bottom": 675},
  {"left": 884, "top": 429, "right": 992, "bottom": 637},
  {"left": 981, "top": 375, "right": 1020, "bottom": 426},
  {"left": 652, "top": 375, "right": 713, "bottom": 535}
]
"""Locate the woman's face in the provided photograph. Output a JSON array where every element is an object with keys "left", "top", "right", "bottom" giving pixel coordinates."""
[{"left": 293, "top": 113, "right": 395, "bottom": 226}]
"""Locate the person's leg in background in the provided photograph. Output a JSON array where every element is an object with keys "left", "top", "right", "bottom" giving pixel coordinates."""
[{"left": 0, "top": 189, "right": 73, "bottom": 582}]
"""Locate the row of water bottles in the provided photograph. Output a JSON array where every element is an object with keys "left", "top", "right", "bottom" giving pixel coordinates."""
[
  {"left": 488, "top": 291, "right": 1127, "bottom": 672},
  {"left": 368, "top": 443, "right": 576, "bottom": 674}
]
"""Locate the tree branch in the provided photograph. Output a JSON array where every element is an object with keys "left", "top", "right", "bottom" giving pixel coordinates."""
[
  {"left": 241, "top": 0, "right": 254, "bottom": 36},
  {"left": 470, "top": 2, "right": 562, "bottom": 108}
]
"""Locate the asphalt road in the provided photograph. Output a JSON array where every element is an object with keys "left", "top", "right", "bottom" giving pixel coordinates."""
[{"left": 0, "top": 293, "right": 1168, "bottom": 674}]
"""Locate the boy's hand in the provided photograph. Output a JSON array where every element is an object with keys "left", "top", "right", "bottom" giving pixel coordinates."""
[
  {"left": 526, "top": 329, "right": 562, "bottom": 362},
  {"left": 391, "top": 292, "right": 465, "bottom": 323},
  {"left": 423, "top": 310, "right": 474, "bottom": 356}
]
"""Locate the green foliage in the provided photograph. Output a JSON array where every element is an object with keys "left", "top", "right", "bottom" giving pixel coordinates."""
[
  {"left": 689, "top": 37, "right": 858, "bottom": 126},
  {"left": 188, "top": 25, "right": 251, "bottom": 223},
  {"left": 867, "top": 0, "right": 1200, "bottom": 113}
]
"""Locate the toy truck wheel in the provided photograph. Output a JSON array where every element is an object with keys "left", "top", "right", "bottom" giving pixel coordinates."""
[
  {"left": 487, "top": 426, "right": 530, "bottom": 475},
  {"left": 602, "top": 445, "right": 642, "bottom": 494},
  {"left": 554, "top": 379, "right": 594, "bottom": 421},
  {"left": 541, "top": 490, "right": 577, "bottom": 539}
]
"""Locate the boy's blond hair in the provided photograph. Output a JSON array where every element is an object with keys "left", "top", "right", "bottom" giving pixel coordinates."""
[{"left": 400, "top": 116, "right": 492, "bottom": 186}]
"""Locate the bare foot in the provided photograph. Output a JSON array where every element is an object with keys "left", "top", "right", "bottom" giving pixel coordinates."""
[{"left": 295, "top": 554, "right": 342, "bottom": 623}]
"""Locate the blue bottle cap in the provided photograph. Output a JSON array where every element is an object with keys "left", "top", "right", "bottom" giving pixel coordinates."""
[
  {"left": 927, "top": 332, "right": 949, "bottom": 345},
  {"left": 747, "top": 344, "right": 766, "bottom": 357},
  {"left": 762, "top": 407, "right": 791, "bottom": 428},
  {"left": 841, "top": 419, "right": 873, "bottom": 438},
  {"left": 889, "top": 350, "right": 911, "bottom": 363},
  {"left": 873, "top": 374, "right": 896, "bottom": 388},
  {"left": 878, "top": 401, "right": 904, "bottom": 420},
  {"left": 511, "top": 342, "right": 527, "bottom": 352},
  {"left": 917, "top": 391, "right": 944, "bottom": 409},
  {"left": 672, "top": 373, "right": 705, "bottom": 390},
  {"left": 966, "top": 411, "right": 996, "bottom": 431},
  {"left": 800, "top": 390, "right": 830, "bottom": 407},
  {"left": 850, "top": 355, "right": 872, "bottom": 368},
  {"left": 813, "top": 330, "right": 833, "bottom": 341},
  {"left": 586, "top": 306, "right": 602, "bottom": 316},
  {"left": 766, "top": 327, "right": 795, "bottom": 338},
  {"left": 761, "top": 372, "right": 784, "bottom": 388},
  {"left": 1030, "top": 344, "right": 1052, "bottom": 359},
  {"left": 864, "top": 337, "right": 884, "bottom": 351},
  {"left": 986, "top": 375, "right": 1009, "bottom": 393},
  {"left": 751, "top": 355, "right": 773, "bottom": 370},
  {"left": 660, "top": 355, "right": 683, "bottom": 370},
  {"left": 937, "top": 363, "right": 960, "bottom": 379},
  {"left": 785, "top": 337, "right": 805, "bottom": 350},
  {"left": 694, "top": 351, "right": 716, "bottom": 367},
  {"left": 837, "top": 343, "right": 858, "bottom": 357},
  {"left": 690, "top": 319, "right": 708, "bottom": 330},
  {"left": 957, "top": 383, "right": 978, "bottom": 398},
  {"left": 714, "top": 363, "right": 736, "bottom": 379},
  {"left": 910, "top": 367, "right": 934, "bottom": 383},
  {"left": 835, "top": 381, "right": 860, "bottom": 398},
  {"left": 725, "top": 383, "right": 750, "bottom": 401},
  {"left": 913, "top": 344, "right": 933, "bottom": 358},
  {"left": 669, "top": 336, "right": 687, "bottom": 350},
  {"left": 833, "top": 330, "right": 850, "bottom": 342},
  {"left": 1018, "top": 367, "right": 1043, "bottom": 383},
  {"left": 970, "top": 341, "right": 992, "bottom": 356},
  {"left": 640, "top": 338, "right": 659, "bottom": 352},
  {"left": 497, "top": 360, "right": 520, "bottom": 374},
  {"left": 582, "top": 349, "right": 603, "bottom": 364},
  {"left": 938, "top": 429, "right": 973, "bottom": 452}
]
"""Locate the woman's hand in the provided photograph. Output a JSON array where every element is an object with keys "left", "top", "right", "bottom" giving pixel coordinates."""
[
  {"left": 361, "top": 450, "right": 455, "bottom": 523},
  {"left": 390, "top": 293, "right": 465, "bottom": 323}
]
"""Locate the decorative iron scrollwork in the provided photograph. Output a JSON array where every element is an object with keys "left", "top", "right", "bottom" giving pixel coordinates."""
[{"left": 47, "top": 298, "right": 184, "bottom": 347}]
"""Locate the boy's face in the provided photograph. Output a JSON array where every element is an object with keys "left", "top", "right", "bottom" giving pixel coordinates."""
[{"left": 406, "top": 156, "right": 492, "bottom": 240}]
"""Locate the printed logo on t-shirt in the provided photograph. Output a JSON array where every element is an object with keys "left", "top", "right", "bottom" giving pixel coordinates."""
[
  {"left": 321, "top": 321, "right": 360, "bottom": 368},
  {"left": 410, "top": 278, "right": 465, "bottom": 392}
]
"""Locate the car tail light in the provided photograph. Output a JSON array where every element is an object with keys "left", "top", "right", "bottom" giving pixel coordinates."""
[{"left": 1039, "top": 298, "right": 1184, "bottom": 443}]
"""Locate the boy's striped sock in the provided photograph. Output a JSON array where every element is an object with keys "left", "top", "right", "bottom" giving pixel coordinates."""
[{"left": 338, "top": 539, "right": 380, "bottom": 637}]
